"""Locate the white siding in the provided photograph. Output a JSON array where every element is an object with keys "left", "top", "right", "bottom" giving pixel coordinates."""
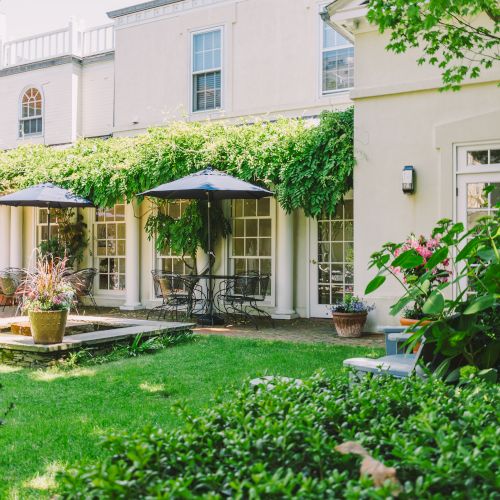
[
  {"left": 0, "top": 63, "right": 77, "bottom": 149},
  {"left": 81, "top": 58, "right": 114, "bottom": 138}
]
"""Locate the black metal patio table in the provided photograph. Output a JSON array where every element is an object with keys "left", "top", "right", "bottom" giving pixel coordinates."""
[{"left": 181, "top": 274, "right": 236, "bottom": 326}]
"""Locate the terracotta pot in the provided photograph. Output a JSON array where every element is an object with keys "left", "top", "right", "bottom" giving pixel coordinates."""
[
  {"left": 29, "top": 310, "right": 68, "bottom": 345},
  {"left": 400, "top": 317, "right": 431, "bottom": 327},
  {"left": 332, "top": 311, "right": 367, "bottom": 338}
]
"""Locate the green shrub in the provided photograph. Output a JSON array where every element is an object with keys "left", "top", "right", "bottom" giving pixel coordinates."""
[{"left": 58, "top": 372, "right": 499, "bottom": 499}]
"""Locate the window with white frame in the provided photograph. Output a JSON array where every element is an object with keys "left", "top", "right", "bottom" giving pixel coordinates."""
[
  {"left": 192, "top": 29, "right": 222, "bottom": 112},
  {"left": 19, "top": 87, "right": 43, "bottom": 137},
  {"left": 156, "top": 201, "right": 195, "bottom": 274},
  {"left": 321, "top": 22, "right": 354, "bottom": 93},
  {"left": 230, "top": 198, "right": 272, "bottom": 292},
  {"left": 95, "top": 204, "right": 126, "bottom": 291},
  {"left": 36, "top": 208, "right": 60, "bottom": 243}
]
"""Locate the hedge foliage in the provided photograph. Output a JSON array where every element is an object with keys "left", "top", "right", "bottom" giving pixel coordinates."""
[
  {"left": 58, "top": 372, "right": 499, "bottom": 499},
  {"left": 0, "top": 109, "right": 354, "bottom": 218}
]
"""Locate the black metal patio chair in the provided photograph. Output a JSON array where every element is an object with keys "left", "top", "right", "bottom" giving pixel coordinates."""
[
  {"left": 64, "top": 268, "right": 98, "bottom": 312},
  {"left": 0, "top": 267, "right": 26, "bottom": 312},
  {"left": 216, "top": 272, "right": 273, "bottom": 329},
  {"left": 148, "top": 271, "right": 205, "bottom": 321}
]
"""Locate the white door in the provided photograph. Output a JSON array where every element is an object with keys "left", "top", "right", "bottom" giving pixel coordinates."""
[
  {"left": 309, "top": 194, "right": 354, "bottom": 317},
  {"left": 456, "top": 144, "right": 500, "bottom": 230}
]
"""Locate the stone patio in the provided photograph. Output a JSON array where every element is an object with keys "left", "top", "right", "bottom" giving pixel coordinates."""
[
  {"left": 0, "top": 306, "right": 385, "bottom": 352},
  {"left": 0, "top": 314, "right": 194, "bottom": 366}
]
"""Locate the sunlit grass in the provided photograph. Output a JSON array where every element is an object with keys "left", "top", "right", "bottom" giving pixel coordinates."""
[{"left": 0, "top": 335, "right": 381, "bottom": 498}]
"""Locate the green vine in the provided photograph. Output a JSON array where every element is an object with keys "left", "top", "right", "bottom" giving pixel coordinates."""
[
  {"left": 0, "top": 109, "right": 354, "bottom": 218},
  {"left": 1, "top": 109, "right": 353, "bottom": 262},
  {"left": 144, "top": 200, "right": 231, "bottom": 269},
  {"left": 38, "top": 209, "right": 88, "bottom": 266}
]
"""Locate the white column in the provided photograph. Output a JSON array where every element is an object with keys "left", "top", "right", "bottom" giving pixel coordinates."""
[
  {"left": 272, "top": 205, "right": 298, "bottom": 320},
  {"left": 0, "top": 206, "right": 10, "bottom": 269},
  {"left": 120, "top": 201, "right": 142, "bottom": 310},
  {"left": 9, "top": 207, "right": 23, "bottom": 269}
]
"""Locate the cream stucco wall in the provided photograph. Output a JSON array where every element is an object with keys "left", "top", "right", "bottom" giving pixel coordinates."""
[
  {"left": 351, "top": 23, "right": 500, "bottom": 329},
  {"left": 112, "top": 0, "right": 351, "bottom": 135}
]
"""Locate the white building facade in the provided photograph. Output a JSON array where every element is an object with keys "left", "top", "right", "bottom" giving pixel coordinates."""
[
  {"left": 1, "top": 0, "right": 497, "bottom": 329},
  {"left": 0, "top": 0, "right": 356, "bottom": 323}
]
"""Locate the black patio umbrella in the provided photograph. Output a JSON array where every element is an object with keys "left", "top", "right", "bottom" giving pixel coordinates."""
[
  {"left": 0, "top": 182, "right": 94, "bottom": 239},
  {"left": 139, "top": 167, "right": 273, "bottom": 324}
]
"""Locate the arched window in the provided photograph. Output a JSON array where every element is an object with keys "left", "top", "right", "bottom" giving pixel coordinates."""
[{"left": 19, "top": 87, "right": 43, "bottom": 137}]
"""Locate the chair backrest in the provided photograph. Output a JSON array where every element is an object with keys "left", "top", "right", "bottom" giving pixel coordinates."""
[
  {"left": 66, "top": 268, "right": 97, "bottom": 296},
  {"left": 151, "top": 271, "right": 186, "bottom": 299},
  {"left": 0, "top": 268, "right": 26, "bottom": 296},
  {"left": 233, "top": 273, "right": 260, "bottom": 297}
]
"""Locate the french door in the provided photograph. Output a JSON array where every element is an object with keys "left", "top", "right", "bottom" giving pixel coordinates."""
[{"left": 309, "top": 194, "right": 354, "bottom": 317}]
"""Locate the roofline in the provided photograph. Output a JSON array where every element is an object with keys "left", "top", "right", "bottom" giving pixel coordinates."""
[
  {"left": 107, "top": 0, "right": 184, "bottom": 19},
  {"left": 322, "top": 0, "right": 368, "bottom": 42}
]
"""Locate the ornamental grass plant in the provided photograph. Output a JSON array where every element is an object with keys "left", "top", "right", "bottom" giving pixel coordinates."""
[{"left": 22, "top": 256, "right": 74, "bottom": 313}]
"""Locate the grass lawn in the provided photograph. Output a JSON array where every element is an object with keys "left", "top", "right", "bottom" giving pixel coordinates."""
[{"left": 0, "top": 335, "right": 381, "bottom": 498}]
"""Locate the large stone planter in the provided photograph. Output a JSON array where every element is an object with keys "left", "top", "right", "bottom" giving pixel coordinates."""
[
  {"left": 29, "top": 310, "right": 68, "bottom": 345},
  {"left": 332, "top": 311, "right": 367, "bottom": 338}
]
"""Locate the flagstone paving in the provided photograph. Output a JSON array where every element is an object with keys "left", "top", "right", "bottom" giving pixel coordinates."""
[{"left": 0, "top": 306, "right": 384, "bottom": 348}]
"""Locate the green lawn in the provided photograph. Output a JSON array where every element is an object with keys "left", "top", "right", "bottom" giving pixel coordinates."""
[{"left": 0, "top": 335, "right": 380, "bottom": 498}]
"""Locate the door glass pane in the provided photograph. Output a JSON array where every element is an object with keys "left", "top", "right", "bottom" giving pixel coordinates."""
[
  {"left": 466, "top": 182, "right": 500, "bottom": 229},
  {"left": 314, "top": 199, "right": 355, "bottom": 305},
  {"left": 467, "top": 150, "right": 488, "bottom": 165}
]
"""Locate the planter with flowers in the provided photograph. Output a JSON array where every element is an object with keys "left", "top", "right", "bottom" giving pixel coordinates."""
[
  {"left": 330, "top": 294, "right": 374, "bottom": 338},
  {"left": 22, "top": 257, "right": 75, "bottom": 345},
  {"left": 383, "top": 233, "right": 451, "bottom": 326}
]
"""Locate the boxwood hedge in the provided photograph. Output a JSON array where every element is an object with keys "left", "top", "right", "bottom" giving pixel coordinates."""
[{"left": 58, "top": 372, "right": 499, "bottom": 499}]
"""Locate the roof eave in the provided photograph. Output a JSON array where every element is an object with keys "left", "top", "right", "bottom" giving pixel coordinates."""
[
  {"left": 322, "top": 0, "right": 368, "bottom": 42},
  {"left": 107, "top": 0, "right": 184, "bottom": 19}
]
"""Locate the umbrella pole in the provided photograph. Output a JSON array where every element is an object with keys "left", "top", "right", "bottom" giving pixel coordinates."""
[
  {"left": 47, "top": 207, "right": 51, "bottom": 240},
  {"left": 207, "top": 191, "right": 213, "bottom": 325}
]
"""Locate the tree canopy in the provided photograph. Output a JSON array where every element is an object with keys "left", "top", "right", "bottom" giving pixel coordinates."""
[{"left": 367, "top": 0, "right": 500, "bottom": 90}]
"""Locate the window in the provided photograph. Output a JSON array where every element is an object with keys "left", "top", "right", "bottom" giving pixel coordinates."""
[
  {"left": 192, "top": 29, "right": 222, "bottom": 112},
  {"left": 465, "top": 182, "right": 500, "bottom": 228},
  {"left": 95, "top": 204, "right": 126, "bottom": 291},
  {"left": 231, "top": 198, "right": 272, "bottom": 293},
  {"left": 321, "top": 22, "right": 354, "bottom": 93},
  {"left": 467, "top": 148, "right": 500, "bottom": 166},
  {"left": 156, "top": 201, "right": 195, "bottom": 274},
  {"left": 317, "top": 199, "right": 354, "bottom": 304},
  {"left": 19, "top": 87, "right": 43, "bottom": 137},
  {"left": 37, "top": 208, "right": 60, "bottom": 243}
]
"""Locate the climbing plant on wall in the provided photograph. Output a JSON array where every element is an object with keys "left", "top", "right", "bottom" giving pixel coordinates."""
[{"left": 0, "top": 108, "right": 354, "bottom": 260}]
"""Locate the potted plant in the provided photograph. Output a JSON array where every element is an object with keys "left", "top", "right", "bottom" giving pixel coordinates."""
[
  {"left": 22, "top": 257, "right": 75, "bottom": 345},
  {"left": 367, "top": 232, "right": 451, "bottom": 326},
  {"left": 330, "top": 294, "right": 374, "bottom": 338}
]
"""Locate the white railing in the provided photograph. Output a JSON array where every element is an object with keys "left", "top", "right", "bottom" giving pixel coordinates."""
[
  {"left": 82, "top": 24, "right": 115, "bottom": 57},
  {"left": 1, "top": 22, "right": 114, "bottom": 69}
]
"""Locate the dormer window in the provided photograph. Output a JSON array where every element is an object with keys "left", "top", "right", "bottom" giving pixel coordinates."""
[{"left": 19, "top": 87, "right": 43, "bottom": 137}]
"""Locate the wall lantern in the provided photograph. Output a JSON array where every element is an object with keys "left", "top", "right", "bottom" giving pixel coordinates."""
[{"left": 402, "top": 165, "right": 415, "bottom": 194}]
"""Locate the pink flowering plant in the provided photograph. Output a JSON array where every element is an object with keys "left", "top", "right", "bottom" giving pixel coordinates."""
[
  {"left": 366, "top": 228, "right": 451, "bottom": 320},
  {"left": 365, "top": 211, "right": 499, "bottom": 376},
  {"left": 22, "top": 256, "right": 75, "bottom": 313}
]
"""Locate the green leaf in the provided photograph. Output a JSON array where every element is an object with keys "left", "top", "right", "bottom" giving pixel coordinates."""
[
  {"left": 422, "top": 290, "right": 445, "bottom": 315},
  {"left": 425, "top": 247, "right": 448, "bottom": 269},
  {"left": 463, "top": 295, "right": 496, "bottom": 315},
  {"left": 391, "top": 249, "right": 424, "bottom": 269},
  {"left": 365, "top": 275, "right": 386, "bottom": 294}
]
